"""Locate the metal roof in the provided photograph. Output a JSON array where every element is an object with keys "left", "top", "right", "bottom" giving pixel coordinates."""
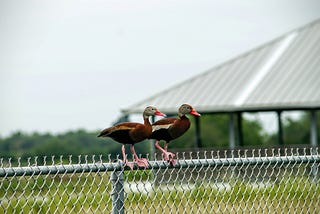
[{"left": 122, "top": 19, "right": 320, "bottom": 115}]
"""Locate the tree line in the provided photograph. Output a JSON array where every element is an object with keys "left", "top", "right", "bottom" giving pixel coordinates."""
[{"left": 0, "top": 112, "right": 318, "bottom": 160}]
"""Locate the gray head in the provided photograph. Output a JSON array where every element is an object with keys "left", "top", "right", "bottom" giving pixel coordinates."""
[
  {"left": 143, "top": 106, "right": 166, "bottom": 119},
  {"left": 178, "top": 104, "right": 201, "bottom": 117}
]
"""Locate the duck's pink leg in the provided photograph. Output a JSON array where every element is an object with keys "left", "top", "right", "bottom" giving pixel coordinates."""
[
  {"left": 164, "top": 143, "right": 168, "bottom": 152},
  {"left": 164, "top": 142, "right": 177, "bottom": 165},
  {"left": 130, "top": 145, "right": 148, "bottom": 168},
  {"left": 122, "top": 144, "right": 134, "bottom": 170},
  {"left": 155, "top": 141, "right": 176, "bottom": 165}
]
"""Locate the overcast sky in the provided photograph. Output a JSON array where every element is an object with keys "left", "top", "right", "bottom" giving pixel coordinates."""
[{"left": 1, "top": 0, "right": 320, "bottom": 137}]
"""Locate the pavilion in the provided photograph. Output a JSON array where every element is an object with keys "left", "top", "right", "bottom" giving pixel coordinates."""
[{"left": 122, "top": 19, "right": 320, "bottom": 149}]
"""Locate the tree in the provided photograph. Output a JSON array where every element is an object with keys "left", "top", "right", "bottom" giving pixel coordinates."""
[
  {"left": 165, "top": 113, "right": 266, "bottom": 150},
  {"left": 265, "top": 111, "right": 320, "bottom": 145}
]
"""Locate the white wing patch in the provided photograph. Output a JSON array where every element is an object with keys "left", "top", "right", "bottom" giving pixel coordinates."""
[{"left": 152, "top": 124, "right": 172, "bottom": 132}]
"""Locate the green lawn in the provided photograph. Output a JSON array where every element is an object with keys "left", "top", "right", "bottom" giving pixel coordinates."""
[{"left": 1, "top": 170, "right": 319, "bottom": 213}]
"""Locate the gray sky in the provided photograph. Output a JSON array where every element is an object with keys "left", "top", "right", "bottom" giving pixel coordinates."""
[{"left": 1, "top": 0, "right": 320, "bottom": 137}]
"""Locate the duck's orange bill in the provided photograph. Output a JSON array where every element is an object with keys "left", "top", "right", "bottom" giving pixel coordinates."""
[
  {"left": 155, "top": 111, "right": 166, "bottom": 117},
  {"left": 190, "top": 109, "right": 201, "bottom": 117}
]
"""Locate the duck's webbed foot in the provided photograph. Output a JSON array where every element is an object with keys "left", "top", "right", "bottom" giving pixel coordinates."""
[
  {"left": 161, "top": 151, "right": 177, "bottom": 166},
  {"left": 123, "top": 160, "right": 135, "bottom": 170},
  {"left": 135, "top": 158, "right": 149, "bottom": 168}
]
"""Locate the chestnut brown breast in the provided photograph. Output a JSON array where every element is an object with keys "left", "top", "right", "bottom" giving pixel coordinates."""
[
  {"left": 150, "top": 116, "right": 190, "bottom": 142},
  {"left": 98, "top": 119, "right": 152, "bottom": 145}
]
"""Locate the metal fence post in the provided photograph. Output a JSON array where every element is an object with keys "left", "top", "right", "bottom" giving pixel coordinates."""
[{"left": 111, "top": 170, "right": 124, "bottom": 214}]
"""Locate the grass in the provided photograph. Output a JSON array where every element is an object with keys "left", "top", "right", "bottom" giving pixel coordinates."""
[{"left": 1, "top": 170, "right": 319, "bottom": 213}]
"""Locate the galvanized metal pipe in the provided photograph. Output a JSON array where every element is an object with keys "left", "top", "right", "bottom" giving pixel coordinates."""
[
  {"left": 0, "top": 162, "right": 122, "bottom": 177},
  {"left": 111, "top": 171, "right": 124, "bottom": 214},
  {"left": 1, "top": 155, "right": 320, "bottom": 177}
]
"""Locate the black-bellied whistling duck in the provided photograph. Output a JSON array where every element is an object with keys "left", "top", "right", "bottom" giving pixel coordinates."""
[
  {"left": 150, "top": 104, "right": 200, "bottom": 165},
  {"left": 98, "top": 106, "right": 166, "bottom": 169}
]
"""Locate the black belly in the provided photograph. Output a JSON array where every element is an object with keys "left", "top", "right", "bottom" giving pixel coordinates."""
[
  {"left": 150, "top": 129, "right": 173, "bottom": 142},
  {"left": 109, "top": 130, "right": 135, "bottom": 144}
]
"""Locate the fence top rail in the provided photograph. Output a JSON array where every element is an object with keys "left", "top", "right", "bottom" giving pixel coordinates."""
[{"left": 1, "top": 149, "right": 319, "bottom": 177}]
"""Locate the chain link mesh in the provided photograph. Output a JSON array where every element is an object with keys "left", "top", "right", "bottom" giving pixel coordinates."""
[{"left": 1, "top": 147, "right": 319, "bottom": 213}]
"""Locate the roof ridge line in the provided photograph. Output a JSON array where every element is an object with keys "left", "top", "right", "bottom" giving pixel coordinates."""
[
  {"left": 122, "top": 18, "right": 320, "bottom": 113},
  {"left": 234, "top": 32, "right": 299, "bottom": 106}
]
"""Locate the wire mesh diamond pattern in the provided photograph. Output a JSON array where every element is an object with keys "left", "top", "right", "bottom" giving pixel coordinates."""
[{"left": 0, "top": 147, "right": 319, "bottom": 213}]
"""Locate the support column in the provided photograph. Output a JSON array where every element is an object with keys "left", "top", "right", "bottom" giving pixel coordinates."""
[
  {"left": 310, "top": 110, "right": 318, "bottom": 180},
  {"left": 310, "top": 110, "right": 318, "bottom": 148},
  {"left": 229, "top": 113, "right": 235, "bottom": 149},
  {"left": 237, "top": 112, "right": 243, "bottom": 147},
  {"left": 277, "top": 111, "right": 284, "bottom": 146},
  {"left": 194, "top": 116, "right": 202, "bottom": 148}
]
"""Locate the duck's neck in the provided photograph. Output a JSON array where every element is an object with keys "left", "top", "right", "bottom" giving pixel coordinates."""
[
  {"left": 178, "top": 112, "right": 186, "bottom": 118},
  {"left": 143, "top": 116, "right": 151, "bottom": 126},
  {"left": 178, "top": 114, "right": 188, "bottom": 120}
]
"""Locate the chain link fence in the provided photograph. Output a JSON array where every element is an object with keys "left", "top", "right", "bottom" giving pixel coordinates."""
[{"left": 1, "top": 147, "right": 319, "bottom": 213}]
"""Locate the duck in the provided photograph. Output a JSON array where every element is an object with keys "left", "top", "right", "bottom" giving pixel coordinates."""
[
  {"left": 150, "top": 104, "right": 200, "bottom": 165},
  {"left": 98, "top": 106, "right": 166, "bottom": 169}
]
